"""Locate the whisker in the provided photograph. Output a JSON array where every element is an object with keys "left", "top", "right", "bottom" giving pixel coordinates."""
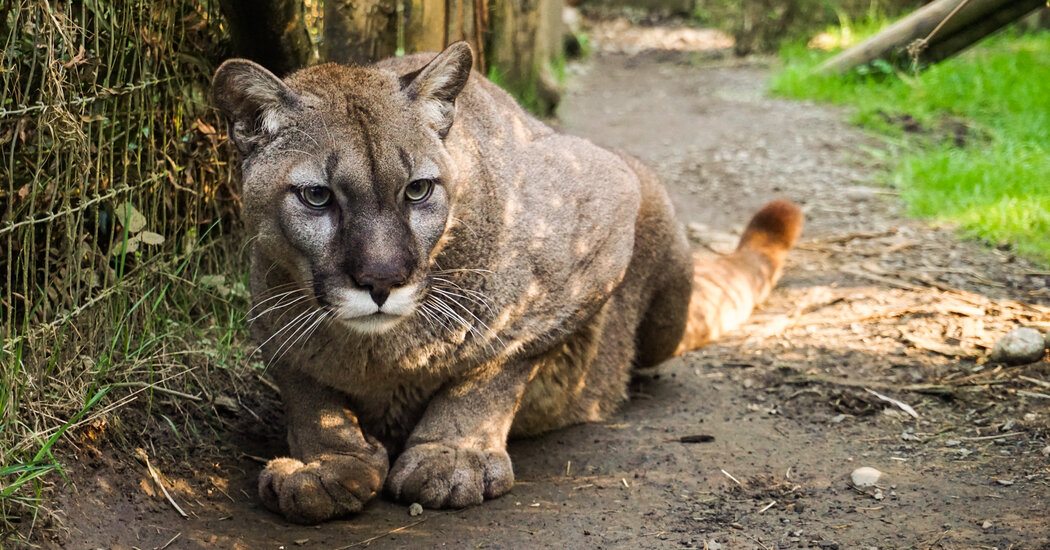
[
  {"left": 269, "top": 309, "right": 323, "bottom": 367},
  {"left": 420, "top": 300, "right": 457, "bottom": 337},
  {"left": 246, "top": 289, "right": 304, "bottom": 317},
  {"left": 430, "top": 280, "right": 498, "bottom": 316},
  {"left": 285, "top": 126, "right": 321, "bottom": 149},
  {"left": 248, "top": 294, "right": 309, "bottom": 323},
  {"left": 253, "top": 306, "right": 316, "bottom": 360}
]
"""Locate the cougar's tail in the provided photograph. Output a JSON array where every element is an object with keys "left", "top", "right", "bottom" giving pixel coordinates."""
[{"left": 674, "top": 200, "right": 804, "bottom": 355}]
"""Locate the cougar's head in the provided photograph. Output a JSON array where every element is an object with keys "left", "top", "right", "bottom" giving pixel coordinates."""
[{"left": 213, "top": 43, "right": 473, "bottom": 334}]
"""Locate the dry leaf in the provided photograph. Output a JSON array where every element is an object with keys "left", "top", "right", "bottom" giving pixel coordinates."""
[
  {"left": 115, "top": 202, "right": 146, "bottom": 234},
  {"left": 138, "top": 231, "right": 165, "bottom": 245}
]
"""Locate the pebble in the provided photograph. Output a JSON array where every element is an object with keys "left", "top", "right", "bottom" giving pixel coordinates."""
[
  {"left": 982, "top": 520, "right": 993, "bottom": 530},
  {"left": 990, "top": 328, "right": 1046, "bottom": 365},
  {"left": 1042, "top": 445, "right": 1050, "bottom": 457},
  {"left": 705, "top": 541, "right": 722, "bottom": 550},
  {"left": 851, "top": 467, "right": 883, "bottom": 487},
  {"left": 409, "top": 503, "right": 423, "bottom": 516}
]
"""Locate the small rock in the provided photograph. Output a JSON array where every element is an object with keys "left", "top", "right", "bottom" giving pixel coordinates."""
[
  {"left": 851, "top": 467, "right": 883, "bottom": 487},
  {"left": 945, "top": 439, "right": 961, "bottom": 447},
  {"left": 996, "top": 479, "right": 1015, "bottom": 486},
  {"left": 705, "top": 541, "right": 722, "bottom": 550},
  {"left": 831, "top": 414, "right": 847, "bottom": 423},
  {"left": 990, "top": 328, "right": 1046, "bottom": 365},
  {"left": 409, "top": 503, "right": 423, "bottom": 516},
  {"left": 982, "top": 520, "right": 993, "bottom": 530},
  {"left": 1042, "top": 445, "right": 1050, "bottom": 457}
]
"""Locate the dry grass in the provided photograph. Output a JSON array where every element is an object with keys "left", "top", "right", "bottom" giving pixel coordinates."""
[{"left": 0, "top": 0, "right": 252, "bottom": 539}]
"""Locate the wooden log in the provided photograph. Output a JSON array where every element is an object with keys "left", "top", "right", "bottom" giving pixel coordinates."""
[
  {"left": 323, "top": 0, "right": 399, "bottom": 64},
  {"left": 817, "top": 0, "right": 1045, "bottom": 74},
  {"left": 922, "top": 0, "right": 1045, "bottom": 64}
]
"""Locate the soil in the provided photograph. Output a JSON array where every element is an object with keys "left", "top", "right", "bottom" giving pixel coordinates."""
[{"left": 27, "top": 27, "right": 1050, "bottom": 550}]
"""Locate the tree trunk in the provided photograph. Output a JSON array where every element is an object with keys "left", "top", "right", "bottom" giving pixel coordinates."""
[
  {"left": 487, "top": 0, "right": 565, "bottom": 113},
  {"left": 404, "top": 0, "right": 448, "bottom": 53},
  {"left": 818, "top": 0, "right": 1045, "bottom": 74},
  {"left": 218, "top": 0, "right": 313, "bottom": 75},
  {"left": 323, "top": 0, "right": 399, "bottom": 64}
]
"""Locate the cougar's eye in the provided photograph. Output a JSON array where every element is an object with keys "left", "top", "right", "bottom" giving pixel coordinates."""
[
  {"left": 404, "top": 179, "right": 435, "bottom": 203},
  {"left": 297, "top": 186, "right": 332, "bottom": 208}
]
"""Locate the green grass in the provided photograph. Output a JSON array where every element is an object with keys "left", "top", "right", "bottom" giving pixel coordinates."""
[
  {"left": 0, "top": 230, "right": 253, "bottom": 539},
  {"left": 772, "top": 27, "right": 1050, "bottom": 265}
]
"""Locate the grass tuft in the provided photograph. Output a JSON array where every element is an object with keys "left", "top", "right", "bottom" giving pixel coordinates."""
[{"left": 771, "top": 26, "right": 1050, "bottom": 264}]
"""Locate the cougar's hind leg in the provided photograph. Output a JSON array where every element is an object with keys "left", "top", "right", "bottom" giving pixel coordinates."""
[
  {"left": 633, "top": 247, "right": 692, "bottom": 368},
  {"left": 618, "top": 154, "right": 694, "bottom": 369}
]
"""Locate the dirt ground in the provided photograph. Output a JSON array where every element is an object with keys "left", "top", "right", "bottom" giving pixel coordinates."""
[{"left": 32, "top": 26, "right": 1050, "bottom": 550}]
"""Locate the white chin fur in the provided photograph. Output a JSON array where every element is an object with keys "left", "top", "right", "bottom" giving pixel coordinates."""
[
  {"left": 331, "top": 284, "right": 419, "bottom": 334},
  {"left": 340, "top": 314, "right": 405, "bottom": 334}
]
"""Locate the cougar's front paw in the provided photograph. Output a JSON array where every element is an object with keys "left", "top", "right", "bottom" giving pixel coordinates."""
[
  {"left": 386, "top": 443, "right": 513, "bottom": 508},
  {"left": 258, "top": 451, "right": 389, "bottom": 524}
]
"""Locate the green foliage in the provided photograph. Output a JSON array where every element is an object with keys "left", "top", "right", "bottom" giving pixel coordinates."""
[
  {"left": 0, "top": 0, "right": 252, "bottom": 538},
  {"left": 487, "top": 54, "right": 567, "bottom": 117},
  {"left": 772, "top": 29, "right": 1050, "bottom": 264},
  {"left": 692, "top": 0, "right": 921, "bottom": 54}
]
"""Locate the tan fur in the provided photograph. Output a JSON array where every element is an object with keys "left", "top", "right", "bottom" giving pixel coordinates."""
[{"left": 212, "top": 42, "right": 802, "bottom": 525}]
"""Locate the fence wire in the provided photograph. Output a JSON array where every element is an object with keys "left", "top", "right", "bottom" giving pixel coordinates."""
[{"left": 0, "top": 0, "right": 238, "bottom": 345}]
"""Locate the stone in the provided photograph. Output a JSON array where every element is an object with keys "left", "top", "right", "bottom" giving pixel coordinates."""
[
  {"left": 851, "top": 467, "right": 882, "bottom": 487},
  {"left": 990, "top": 328, "right": 1046, "bottom": 365}
]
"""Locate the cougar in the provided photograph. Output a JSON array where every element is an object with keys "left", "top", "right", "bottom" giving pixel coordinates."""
[{"left": 212, "top": 42, "right": 803, "bottom": 524}]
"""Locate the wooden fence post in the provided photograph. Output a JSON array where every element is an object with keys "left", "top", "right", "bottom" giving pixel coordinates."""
[{"left": 324, "top": 0, "right": 399, "bottom": 64}]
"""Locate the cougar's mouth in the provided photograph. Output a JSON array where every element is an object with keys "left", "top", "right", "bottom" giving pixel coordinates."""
[{"left": 328, "top": 284, "right": 420, "bottom": 334}]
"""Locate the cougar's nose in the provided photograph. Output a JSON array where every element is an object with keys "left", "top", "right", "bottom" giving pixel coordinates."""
[{"left": 354, "top": 269, "right": 408, "bottom": 307}]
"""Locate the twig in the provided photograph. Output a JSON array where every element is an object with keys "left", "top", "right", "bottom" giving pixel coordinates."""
[
  {"left": 143, "top": 455, "right": 188, "bottom": 518},
  {"left": 110, "top": 381, "right": 202, "bottom": 401},
  {"left": 159, "top": 532, "right": 182, "bottom": 550},
  {"left": 721, "top": 469, "right": 742, "bottom": 486},
  {"left": 741, "top": 532, "right": 771, "bottom": 550},
  {"left": 757, "top": 500, "right": 777, "bottom": 513},
  {"left": 336, "top": 518, "right": 428, "bottom": 549},
  {"left": 1018, "top": 376, "right": 1050, "bottom": 389},
  {"left": 840, "top": 265, "right": 925, "bottom": 291},
  {"left": 962, "top": 432, "right": 1023, "bottom": 442},
  {"left": 1017, "top": 390, "right": 1050, "bottom": 400},
  {"left": 865, "top": 388, "right": 920, "bottom": 419}
]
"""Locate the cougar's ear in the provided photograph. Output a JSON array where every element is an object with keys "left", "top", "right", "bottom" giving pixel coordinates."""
[
  {"left": 212, "top": 59, "right": 301, "bottom": 155},
  {"left": 400, "top": 41, "right": 473, "bottom": 139}
]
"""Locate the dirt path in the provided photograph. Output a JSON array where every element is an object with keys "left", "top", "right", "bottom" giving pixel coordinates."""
[{"left": 43, "top": 48, "right": 1050, "bottom": 549}]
